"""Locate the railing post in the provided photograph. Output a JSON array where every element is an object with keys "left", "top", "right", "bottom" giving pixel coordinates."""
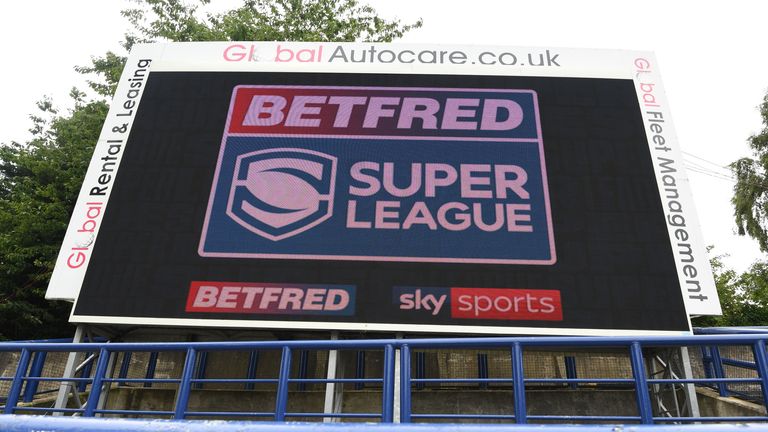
[
  {"left": 629, "top": 342, "right": 653, "bottom": 424},
  {"left": 83, "top": 348, "right": 111, "bottom": 417},
  {"left": 701, "top": 346, "right": 714, "bottom": 379},
  {"left": 355, "top": 351, "right": 366, "bottom": 390},
  {"left": 400, "top": 344, "right": 411, "bottom": 423},
  {"left": 4, "top": 348, "right": 32, "bottom": 414},
  {"left": 511, "top": 342, "right": 527, "bottom": 424},
  {"left": 144, "top": 352, "right": 159, "bottom": 388},
  {"left": 275, "top": 346, "right": 292, "bottom": 421},
  {"left": 193, "top": 351, "right": 208, "bottom": 390},
  {"left": 752, "top": 340, "right": 768, "bottom": 406},
  {"left": 245, "top": 351, "right": 259, "bottom": 391},
  {"left": 298, "top": 350, "right": 309, "bottom": 392},
  {"left": 173, "top": 348, "right": 198, "bottom": 419},
  {"left": 118, "top": 352, "right": 132, "bottom": 380},
  {"left": 23, "top": 351, "right": 47, "bottom": 402},
  {"left": 565, "top": 356, "right": 578, "bottom": 389},
  {"left": 415, "top": 351, "right": 425, "bottom": 390},
  {"left": 382, "top": 344, "right": 395, "bottom": 423},
  {"left": 77, "top": 355, "right": 94, "bottom": 393},
  {"left": 478, "top": 353, "right": 489, "bottom": 389},
  {"left": 710, "top": 346, "right": 729, "bottom": 397}
]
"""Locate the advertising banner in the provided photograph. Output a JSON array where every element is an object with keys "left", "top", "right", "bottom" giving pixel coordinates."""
[{"left": 47, "top": 42, "right": 719, "bottom": 335}]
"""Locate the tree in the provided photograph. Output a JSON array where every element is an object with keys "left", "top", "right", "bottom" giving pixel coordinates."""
[
  {"left": 0, "top": 0, "right": 421, "bottom": 340},
  {"left": 0, "top": 92, "right": 109, "bottom": 340},
  {"left": 693, "top": 251, "right": 768, "bottom": 327},
  {"left": 79, "top": 0, "right": 422, "bottom": 97},
  {"left": 732, "top": 91, "right": 768, "bottom": 251}
]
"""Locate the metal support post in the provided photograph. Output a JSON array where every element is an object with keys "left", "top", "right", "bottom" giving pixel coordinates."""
[
  {"left": 679, "top": 347, "right": 701, "bottom": 419},
  {"left": 393, "top": 333, "right": 402, "bottom": 423},
  {"left": 511, "top": 342, "right": 526, "bottom": 424},
  {"left": 630, "top": 342, "right": 654, "bottom": 424},
  {"left": 173, "top": 348, "right": 198, "bottom": 420},
  {"left": 382, "top": 344, "right": 395, "bottom": 423},
  {"left": 399, "top": 344, "right": 411, "bottom": 423},
  {"left": 53, "top": 325, "right": 85, "bottom": 415},
  {"left": 323, "top": 331, "right": 339, "bottom": 423},
  {"left": 275, "top": 346, "right": 292, "bottom": 421}
]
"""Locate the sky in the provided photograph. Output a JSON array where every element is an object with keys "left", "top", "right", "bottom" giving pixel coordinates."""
[{"left": 0, "top": 0, "right": 766, "bottom": 272}]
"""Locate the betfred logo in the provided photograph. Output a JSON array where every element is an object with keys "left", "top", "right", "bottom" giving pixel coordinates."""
[
  {"left": 394, "top": 286, "right": 562, "bottom": 321},
  {"left": 187, "top": 282, "right": 355, "bottom": 316},
  {"left": 199, "top": 85, "right": 554, "bottom": 265},
  {"left": 227, "top": 148, "right": 336, "bottom": 241}
]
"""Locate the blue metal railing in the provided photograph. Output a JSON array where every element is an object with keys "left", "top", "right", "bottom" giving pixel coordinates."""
[
  {"left": 3, "top": 416, "right": 768, "bottom": 431},
  {"left": 695, "top": 327, "right": 768, "bottom": 401},
  {"left": 1, "top": 334, "right": 768, "bottom": 424}
]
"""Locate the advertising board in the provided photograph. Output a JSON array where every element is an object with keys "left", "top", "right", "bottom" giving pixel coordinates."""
[{"left": 46, "top": 42, "right": 719, "bottom": 335}]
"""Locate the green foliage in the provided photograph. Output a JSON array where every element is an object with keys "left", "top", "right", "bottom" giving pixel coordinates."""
[
  {"left": 0, "top": 0, "right": 420, "bottom": 339},
  {"left": 82, "top": 0, "right": 422, "bottom": 97},
  {"left": 732, "top": 91, "right": 768, "bottom": 252},
  {"left": 0, "top": 91, "right": 109, "bottom": 339},
  {"left": 693, "top": 252, "right": 768, "bottom": 327}
]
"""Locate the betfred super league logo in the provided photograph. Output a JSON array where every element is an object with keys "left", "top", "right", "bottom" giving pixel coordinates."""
[
  {"left": 227, "top": 148, "right": 337, "bottom": 241},
  {"left": 199, "top": 85, "right": 555, "bottom": 264}
]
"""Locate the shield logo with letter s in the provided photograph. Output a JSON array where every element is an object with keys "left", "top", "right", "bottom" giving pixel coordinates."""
[{"left": 226, "top": 148, "right": 337, "bottom": 241}]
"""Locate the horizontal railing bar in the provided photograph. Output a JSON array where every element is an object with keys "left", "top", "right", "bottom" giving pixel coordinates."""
[
  {"left": 723, "top": 389, "right": 761, "bottom": 400},
  {"left": 411, "top": 414, "right": 517, "bottom": 419},
  {"left": 9, "top": 407, "right": 84, "bottom": 413},
  {"left": 694, "top": 327, "right": 768, "bottom": 335},
  {"left": 0, "top": 334, "right": 767, "bottom": 353},
  {"left": 653, "top": 416, "right": 768, "bottom": 422},
  {"left": 188, "top": 378, "right": 277, "bottom": 384},
  {"left": 20, "top": 377, "right": 92, "bottom": 382},
  {"left": 528, "top": 415, "right": 641, "bottom": 421},
  {"left": 104, "top": 378, "right": 181, "bottom": 384},
  {"left": 526, "top": 378, "right": 635, "bottom": 384},
  {"left": 648, "top": 378, "right": 762, "bottom": 384},
  {"left": 288, "top": 378, "right": 382, "bottom": 383},
  {"left": 183, "top": 411, "right": 275, "bottom": 417},
  {"left": 93, "top": 409, "right": 175, "bottom": 415},
  {"left": 410, "top": 378, "right": 637, "bottom": 384},
  {"left": 721, "top": 358, "right": 758, "bottom": 369},
  {"left": 284, "top": 412, "right": 382, "bottom": 418},
  {"left": 411, "top": 378, "right": 516, "bottom": 383}
]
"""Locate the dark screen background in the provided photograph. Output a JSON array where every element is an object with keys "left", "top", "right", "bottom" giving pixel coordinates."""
[{"left": 72, "top": 72, "right": 690, "bottom": 333}]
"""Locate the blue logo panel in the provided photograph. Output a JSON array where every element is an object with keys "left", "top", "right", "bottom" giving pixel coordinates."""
[{"left": 201, "top": 136, "right": 554, "bottom": 263}]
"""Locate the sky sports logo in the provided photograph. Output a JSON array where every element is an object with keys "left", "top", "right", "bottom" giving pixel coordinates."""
[
  {"left": 222, "top": 43, "right": 562, "bottom": 67},
  {"left": 199, "top": 85, "right": 555, "bottom": 264},
  {"left": 394, "top": 287, "right": 562, "bottom": 321}
]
